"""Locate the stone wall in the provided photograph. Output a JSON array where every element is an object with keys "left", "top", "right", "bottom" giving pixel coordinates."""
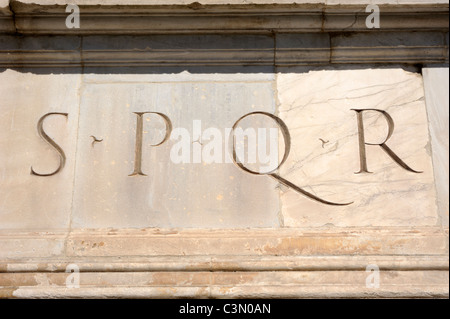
[{"left": 0, "top": 0, "right": 448, "bottom": 298}]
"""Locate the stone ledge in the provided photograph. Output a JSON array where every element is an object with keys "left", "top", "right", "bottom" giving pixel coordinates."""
[
  {"left": 1, "top": 270, "right": 448, "bottom": 298},
  {"left": 0, "top": 227, "right": 448, "bottom": 258},
  {"left": 1, "top": 226, "right": 448, "bottom": 298}
]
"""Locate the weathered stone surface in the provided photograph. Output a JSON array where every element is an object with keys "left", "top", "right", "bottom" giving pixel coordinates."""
[
  {"left": 1, "top": 226, "right": 448, "bottom": 297},
  {"left": 64, "top": 227, "right": 448, "bottom": 257},
  {"left": 2, "top": 269, "right": 448, "bottom": 299},
  {"left": 0, "top": 64, "right": 448, "bottom": 298},
  {"left": 277, "top": 67, "right": 439, "bottom": 227}
]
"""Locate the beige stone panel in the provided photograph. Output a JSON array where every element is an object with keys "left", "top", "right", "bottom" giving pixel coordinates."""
[
  {"left": 0, "top": 231, "right": 66, "bottom": 259},
  {"left": 423, "top": 67, "right": 449, "bottom": 226},
  {"left": 71, "top": 73, "right": 280, "bottom": 229},
  {"left": 276, "top": 67, "right": 438, "bottom": 227},
  {"left": 0, "top": 69, "right": 81, "bottom": 230}
]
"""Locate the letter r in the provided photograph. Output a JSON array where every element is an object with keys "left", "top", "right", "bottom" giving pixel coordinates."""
[{"left": 352, "top": 109, "right": 422, "bottom": 174}]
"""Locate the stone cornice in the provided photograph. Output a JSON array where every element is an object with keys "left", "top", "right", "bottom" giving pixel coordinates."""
[
  {"left": 0, "top": 1, "right": 448, "bottom": 66},
  {"left": 0, "top": 1, "right": 448, "bottom": 34}
]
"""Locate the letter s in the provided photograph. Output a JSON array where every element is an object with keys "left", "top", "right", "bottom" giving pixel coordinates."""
[{"left": 31, "top": 112, "right": 68, "bottom": 176}]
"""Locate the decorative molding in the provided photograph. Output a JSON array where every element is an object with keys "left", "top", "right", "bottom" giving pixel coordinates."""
[
  {"left": 1, "top": 1, "right": 448, "bottom": 66},
  {"left": 0, "top": 32, "right": 448, "bottom": 67},
  {"left": 2, "top": 255, "right": 449, "bottom": 273},
  {"left": 0, "top": 227, "right": 448, "bottom": 298},
  {"left": 1, "top": 269, "right": 449, "bottom": 298},
  {"left": 2, "top": 2, "right": 448, "bottom": 35}
]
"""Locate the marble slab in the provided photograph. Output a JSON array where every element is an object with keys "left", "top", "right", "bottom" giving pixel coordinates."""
[
  {"left": 70, "top": 72, "right": 280, "bottom": 229},
  {"left": 276, "top": 67, "right": 439, "bottom": 227}
]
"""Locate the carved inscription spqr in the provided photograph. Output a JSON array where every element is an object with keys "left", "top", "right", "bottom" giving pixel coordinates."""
[{"left": 29, "top": 108, "right": 424, "bottom": 207}]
